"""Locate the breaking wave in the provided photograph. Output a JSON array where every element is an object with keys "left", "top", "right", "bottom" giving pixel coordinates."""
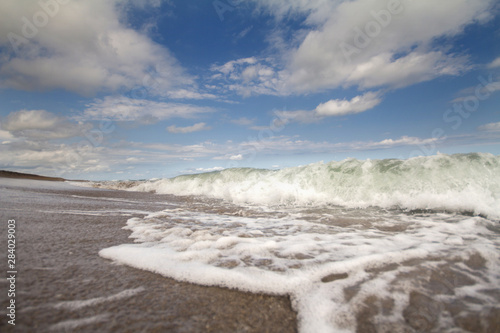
[{"left": 94, "top": 153, "right": 500, "bottom": 219}]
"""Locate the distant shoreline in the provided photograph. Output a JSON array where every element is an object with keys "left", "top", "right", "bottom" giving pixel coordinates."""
[{"left": 0, "top": 170, "right": 66, "bottom": 182}]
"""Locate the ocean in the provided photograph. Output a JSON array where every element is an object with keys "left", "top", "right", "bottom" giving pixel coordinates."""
[{"left": 78, "top": 153, "right": 500, "bottom": 332}]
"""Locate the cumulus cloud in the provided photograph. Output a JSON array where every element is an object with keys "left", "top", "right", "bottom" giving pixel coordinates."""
[
  {"left": 1, "top": 109, "right": 88, "bottom": 139},
  {"left": 315, "top": 92, "right": 382, "bottom": 116},
  {"left": 0, "top": 0, "right": 191, "bottom": 96},
  {"left": 286, "top": 0, "right": 493, "bottom": 92},
  {"left": 210, "top": 57, "right": 285, "bottom": 97},
  {"left": 84, "top": 96, "right": 214, "bottom": 122},
  {"left": 276, "top": 91, "right": 382, "bottom": 124},
  {"left": 216, "top": 0, "right": 494, "bottom": 96},
  {"left": 167, "top": 122, "right": 211, "bottom": 134},
  {"left": 2, "top": 110, "right": 61, "bottom": 131}
]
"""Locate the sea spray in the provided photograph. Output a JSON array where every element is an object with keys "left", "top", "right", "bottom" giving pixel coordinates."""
[{"left": 90, "top": 153, "right": 500, "bottom": 219}]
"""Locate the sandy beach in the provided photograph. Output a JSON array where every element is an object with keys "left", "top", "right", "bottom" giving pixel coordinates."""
[{"left": 0, "top": 178, "right": 297, "bottom": 332}]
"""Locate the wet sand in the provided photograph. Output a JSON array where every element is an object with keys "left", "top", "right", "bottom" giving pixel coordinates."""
[{"left": 0, "top": 179, "right": 297, "bottom": 332}]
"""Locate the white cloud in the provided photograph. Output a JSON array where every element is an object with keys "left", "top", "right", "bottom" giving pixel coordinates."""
[
  {"left": 285, "top": 0, "right": 493, "bottom": 93},
  {"left": 0, "top": 0, "right": 191, "bottom": 96},
  {"left": 84, "top": 96, "right": 214, "bottom": 122},
  {"left": 0, "top": 140, "right": 111, "bottom": 176},
  {"left": 165, "top": 89, "right": 217, "bottom": 100},
  {"left": 235, "top": 26, "right": 253, "bottom": 41},
  {"left": 345, "top": 51, "right": 468, "bottom": 89},
  {"left": 213, "top": 57, "right": 258, "bottom": 76},
  {"left": 275, "top": 91, "right": 382, "bottom": 124},
  {"left": 128, "top": 140, "right": 221, "bottom": 157},
  {"left": 213, "top": 153, "right": 244, "bottom": 161},
  {"left": 225, "top": 0, "right": 494, "bottom": 96},
  {"left": 478, "top": 122, "right": 500, "bottom": 132},
  {"left": 0, "top": 135, "right": 222, "bottom": 178},
  {"left": 362, "top": 136, "right": 439, "bottom": 149},
  {"left": 182, "top": 166, "right": 225, "bottom": 174},
  {"left": 231, "top": 117, "right": 257, "bottom": 126},
  {"left": 0, "top": 128, "right": 14, "bottom": 141},
  {"left": 167, "top": 122, "right": 211, "bottom": 134},
  {"left": 1, "top": 109, "right": 88, "bottom": 139},
  {"left": 315, "top": 92, "right": 381, "bottom": 116},
  {"left": 2, "top": 110, "right": 60, "bottom": 131},
  {"left": 0, "top": 129, "right": 449, "bottom": 178},
  {"left": 211, "top": 134, "right": 445, "bottom": 161},
  {"left": 488, "top": 57, "right": 500, "bottom": 69},
  {"left": 229, "top": 154, "right": 243, "bottom": 160},
  {"left": 210, "top": 57, "right": 285, "bottom": 97}
]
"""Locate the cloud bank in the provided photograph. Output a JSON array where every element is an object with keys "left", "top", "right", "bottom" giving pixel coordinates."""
[
  {"left": 0, "top": 0, "right": 190, "bottom": 96},
  {"left": 214, "top": 0, "right": 495, "bottom": 96}
]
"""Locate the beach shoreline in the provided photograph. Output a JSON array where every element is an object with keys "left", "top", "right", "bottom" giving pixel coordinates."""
[{"left": 0, "top": 178, "right": 297, "bottom": 332}]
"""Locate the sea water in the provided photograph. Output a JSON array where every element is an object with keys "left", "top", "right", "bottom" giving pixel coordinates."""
[{"left": 88, "top": 153, "right": 500, "bottom": 332}]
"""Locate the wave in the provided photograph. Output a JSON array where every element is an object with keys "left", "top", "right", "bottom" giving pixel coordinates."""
[{"left": 96, "top": 153, "right": 500, "bottom": 218}]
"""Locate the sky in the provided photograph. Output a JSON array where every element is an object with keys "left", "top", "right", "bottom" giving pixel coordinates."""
[{"left": 1, "top": 0, "right": 500, "bottom": 180}]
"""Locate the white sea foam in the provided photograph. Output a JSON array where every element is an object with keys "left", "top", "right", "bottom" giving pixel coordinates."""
[
  {"left": 53, "top": 287, "right": 145, "bottom": 311},
  {"left": 90, "top": 153, "right": 500, "bottom": 219},
  {"left": 100, "top": 207, "right": 500, "bottom": 332}
]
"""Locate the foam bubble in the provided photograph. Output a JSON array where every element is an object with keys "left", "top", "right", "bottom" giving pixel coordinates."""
[{"left": 100, "top": 206, "right": 500, "bottom": 332}]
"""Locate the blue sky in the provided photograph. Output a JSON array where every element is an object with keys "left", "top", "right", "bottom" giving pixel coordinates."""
[{"left": 1, "top": 0, "right": 500, "bottom": 180}]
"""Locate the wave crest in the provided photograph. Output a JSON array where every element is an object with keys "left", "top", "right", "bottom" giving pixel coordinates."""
[{"left": 95, "top": 153, "right": 500, "bottom": 218}]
